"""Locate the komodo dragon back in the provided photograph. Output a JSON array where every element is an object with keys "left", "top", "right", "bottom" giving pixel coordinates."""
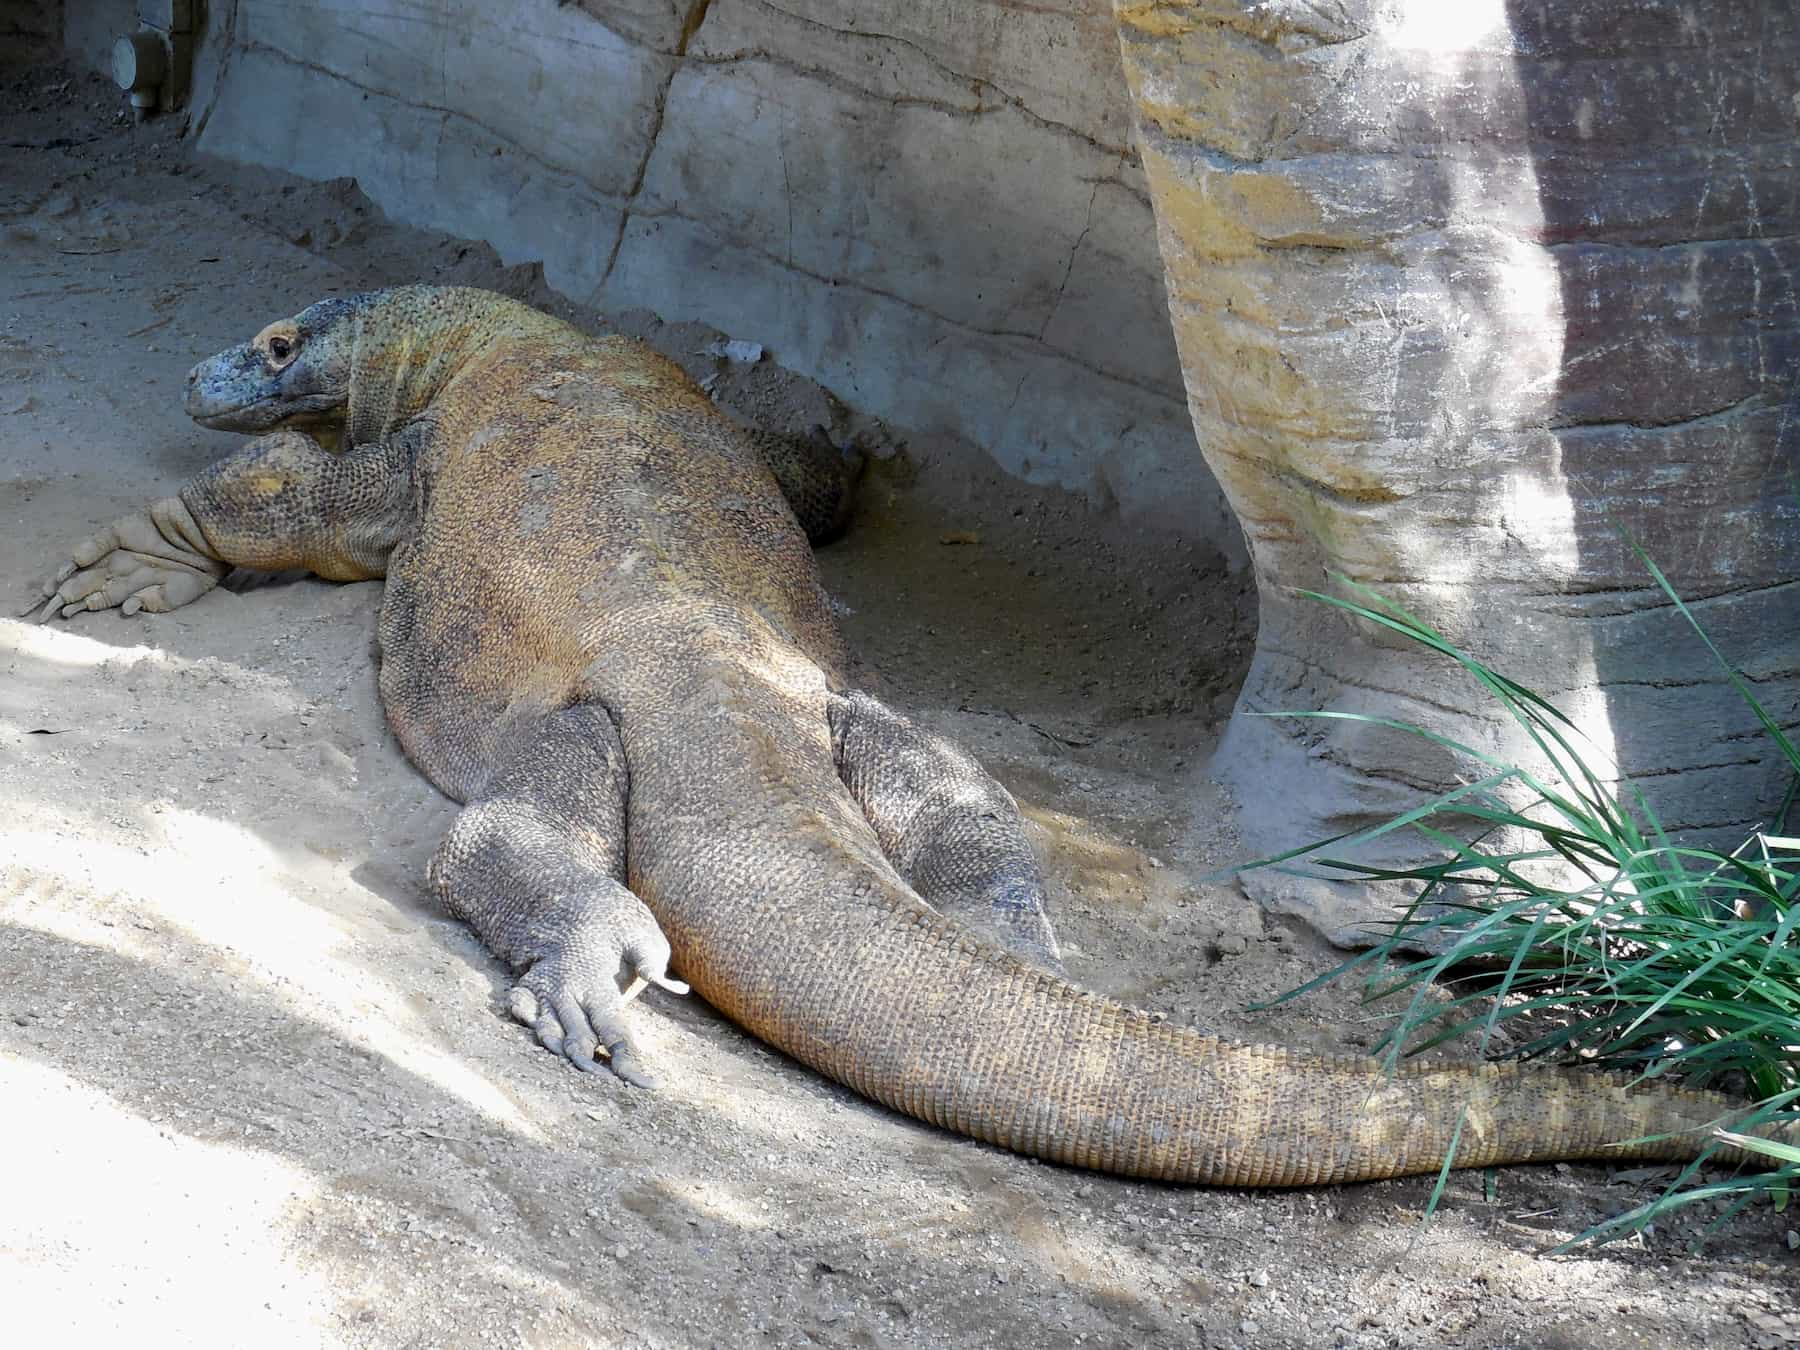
[{"left": 35, "top": 285, "right": 1790, "bottom": 1185}]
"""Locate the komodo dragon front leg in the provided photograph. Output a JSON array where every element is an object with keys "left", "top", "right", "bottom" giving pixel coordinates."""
[{"left": 32, "top": 427, "right": 418, "bottom": 619}]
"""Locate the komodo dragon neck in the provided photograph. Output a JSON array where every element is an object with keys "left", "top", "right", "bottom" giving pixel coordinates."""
[{"left": 340, "top": 288, "right": 584, "bottom": 450}]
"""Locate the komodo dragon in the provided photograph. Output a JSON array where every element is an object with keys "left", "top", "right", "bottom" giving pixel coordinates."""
[{"left": 31, "top": 285, "right": 1785, "bottom": 1185}]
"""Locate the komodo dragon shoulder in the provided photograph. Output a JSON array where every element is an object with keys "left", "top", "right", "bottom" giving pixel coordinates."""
[{"left": 31, "top": 285, "right": 1790, "bottom": 1184}]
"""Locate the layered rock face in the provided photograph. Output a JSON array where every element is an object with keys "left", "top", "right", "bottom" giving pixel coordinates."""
[
  {"left": 152, "top": 0, "right": 1232, "bottom": 536},
  {"left": 1115, "top": 1, "right": 1800, "bottom": 932}
]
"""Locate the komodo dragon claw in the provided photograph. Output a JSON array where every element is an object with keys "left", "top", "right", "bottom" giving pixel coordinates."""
[
  {"left": 508, "top": 977, "right": 689, "bottom": 1090},
  {"left": 503, "top": 901, "right": 691, "bottom": 1090}
]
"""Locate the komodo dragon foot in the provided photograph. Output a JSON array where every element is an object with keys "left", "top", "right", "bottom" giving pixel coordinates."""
[
  {"left": 427, "top": 704, "right": 690, "bottom": 1089},
  {"left": 503, "top": 904, "right": 689, "bottom": 1090},
  {"left": 28, "top": 496, "right": 226, "bottom": 620},
  {"left": 830, "top": 690, "right": 1064, "bottom": 975}
]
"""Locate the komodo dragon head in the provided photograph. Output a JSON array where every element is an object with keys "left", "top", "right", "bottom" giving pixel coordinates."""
[{"left": 184, "top": 285, "right": 565, "bottom": 449}]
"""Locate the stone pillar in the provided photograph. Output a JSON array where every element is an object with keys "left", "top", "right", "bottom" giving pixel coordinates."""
[{"left": 1113, "top": 1, "right": 1800, "bottom": 937}]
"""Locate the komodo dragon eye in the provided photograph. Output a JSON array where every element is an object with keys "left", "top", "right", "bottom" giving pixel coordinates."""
[{"left": 267, "top": 336, "right": 294, "bottom": 363}]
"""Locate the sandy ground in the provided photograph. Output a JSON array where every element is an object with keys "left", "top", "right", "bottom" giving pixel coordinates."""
[{"left": 2, "top": 65, "right": 1796, "bottom": 1350}]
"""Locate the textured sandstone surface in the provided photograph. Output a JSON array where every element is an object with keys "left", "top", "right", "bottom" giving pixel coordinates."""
[
  {"left": 55, "top": 0, "right": 1231, "bottom": 540},
  {"left": 1115, "top": 0, "right": 1800, "bottom": 933}
]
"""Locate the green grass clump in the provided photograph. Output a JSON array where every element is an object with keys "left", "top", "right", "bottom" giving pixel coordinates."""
[{"left": 1239, "top": 546, "right": 1798, "bottom": 1248}]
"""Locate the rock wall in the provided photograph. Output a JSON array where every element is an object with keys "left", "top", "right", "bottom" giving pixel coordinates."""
[
  {"left": 58, "top": 0, "right": 1232, "bottom": 543},
  {"left": 1115, "top": 0, "right": 1800, "bottom": 935},
  {"left": 2, "top": 0, "right": 60, "bottom": 56},
  {"left": 58, "top": 0, "right": 122, "bottom": 71}
]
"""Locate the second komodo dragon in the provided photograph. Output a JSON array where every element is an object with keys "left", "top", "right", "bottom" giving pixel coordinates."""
[{"left": 34, "top": 286, "right": 1781, "bottom": 1185}]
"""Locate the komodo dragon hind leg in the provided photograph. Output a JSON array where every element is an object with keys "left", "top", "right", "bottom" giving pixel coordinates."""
[
  {"left": 829, "top": 690, "right": 1064, "bottom": 975},
  {"left": 427, "top": 704, "right": 689, "bottom": 1088}
]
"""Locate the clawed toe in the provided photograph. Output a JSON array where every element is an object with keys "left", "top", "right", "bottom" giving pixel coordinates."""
[
  {"left": 506, "top": 936, "right": 686, "bottom": 1090},
  {"left": 603, "top": 1039, "right": 658, "bottom": 1090}
]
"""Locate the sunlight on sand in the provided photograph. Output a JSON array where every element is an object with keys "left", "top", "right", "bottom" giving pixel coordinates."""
[
  {"left": 3, "top": 811, "right": 540, "bottom": 1140},
  {"left": 1, "top": 621, "right": 541, "bottom": 1141},
  {"left": 0, "top": 1054, "right": 338, "bottom": 1347}
]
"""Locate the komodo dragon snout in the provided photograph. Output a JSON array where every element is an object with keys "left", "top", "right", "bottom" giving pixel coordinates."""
[{"left": 32, "top": 284, "right": 1793, "bottom": 1187}]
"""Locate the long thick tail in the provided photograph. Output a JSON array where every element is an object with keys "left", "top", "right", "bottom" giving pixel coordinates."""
[{"left": 672, "top": 858, "right": 1773, "bottom": 1185}]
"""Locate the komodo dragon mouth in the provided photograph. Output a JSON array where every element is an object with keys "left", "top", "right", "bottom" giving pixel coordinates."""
[
  {"left": 187, "top": 397, "right": 343, "bottom": 433},
  {"left": 185, "top": 339, "right": 342, "bottom": 432},
  {"left": 31, "top": 284, "right": 1792, "bottom": 1188}
]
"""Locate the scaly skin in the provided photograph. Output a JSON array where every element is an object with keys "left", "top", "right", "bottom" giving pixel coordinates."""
[
  {"left": 33, "top": 286, "right": 1786, "bottom": 1184},
  {"left": 178, "top": 287, "right": 862, "bottom": 544}
]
